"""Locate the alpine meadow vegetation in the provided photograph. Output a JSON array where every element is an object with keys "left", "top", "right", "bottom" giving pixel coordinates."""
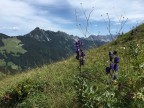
[
  {"left": 0, "top": 24, "right": 144, "bottom": 107},
  {"left": 73, "top": 24, "right": 144, "bottom": 108},
  {"left": 72, "top": 5, "right": 143, "bottom": 108},
  {"left": 0, "top": 4, "right": 144, "bottom": 107}
]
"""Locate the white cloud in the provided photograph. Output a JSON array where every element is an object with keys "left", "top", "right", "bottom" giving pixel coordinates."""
[
  {"left": 0, "top": 0, "right": 35, "bottom": 18},
  {"left": 0, "top": 0, "right": 144, "bottom": 36},
  {"left": 0, "top": 0, "right": 74, "bottom": 36},
  {"left": 0, "top": 26, "right": 20, "bottom": 30},
  {"left": 67, "top": 0, "right": 144, "bottom": 35},
  {"left": 68, "top": 0, "right": 144, "bottom": 22}
]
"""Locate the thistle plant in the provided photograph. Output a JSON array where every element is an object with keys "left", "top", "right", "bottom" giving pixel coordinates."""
[{"left": 109, "top": 51, "right": 114, "bottom": 62}]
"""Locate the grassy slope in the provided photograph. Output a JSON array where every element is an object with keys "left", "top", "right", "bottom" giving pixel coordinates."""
[
  {"left": 0, "top": 37, "right": 27, "bottom": 71},
  {"left": 0, "top": 37, "right": 26, "bottom": 54},
  {"left": 0, "top": 58, "right": 79, "bottom": 107},
  {"left": 0, "top": 24, "right": 144, "bottom": 107}
]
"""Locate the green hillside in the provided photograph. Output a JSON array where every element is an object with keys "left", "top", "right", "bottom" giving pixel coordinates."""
[
  {"left": 0, "top": 28, "right": 105, "bottom": 74},
  {"left": 0, "top": 24, "right": 144, "bottom": 107},
  {"left": 0, "top": 37, "right": 26, "bottom": 54}
]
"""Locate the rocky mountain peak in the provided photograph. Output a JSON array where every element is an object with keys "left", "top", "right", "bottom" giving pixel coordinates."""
[{"left": 25, "top": 27, "right": 50, "bottom": 42}]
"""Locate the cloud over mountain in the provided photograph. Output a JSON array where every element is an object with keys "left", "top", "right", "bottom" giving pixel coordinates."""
[{"left": 0, "top": 0, "right": 144, "bottom": 36}]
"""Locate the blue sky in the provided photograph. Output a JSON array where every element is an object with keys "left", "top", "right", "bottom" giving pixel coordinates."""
[{"left": 0, "top": 0, "right": 144, "bottom": 37}]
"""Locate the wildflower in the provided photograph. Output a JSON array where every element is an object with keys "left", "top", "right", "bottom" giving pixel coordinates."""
[
  {"left": 106, "top": 52, "right": 114, "bottom": 75},
  {"left": 81, "top": 50, "right": 85, "bottom": 57},
  {"left": 106, "top": 67, "right": 110, "bottom": 74},
  {"left": 81, "top": 58, "right": 85, "bottom": 65},
  {"left": 80, "top": 50, "right": 85, "bottom": 65},
  {"left": 76, "top": 48, "right": 80, "bottom": 60},
  {"left": 114, "top": 63, "right": 119, "bottom": 71},
  {"left": 110, "top": 62, "right": 114, "bottom": 70},
  {"left": 114, "top": 57, "right": 120, "bottom": 63},
  {"left": 77, "top": 40, "right": 82, "bottom": 47},
  {"left": 76, "top": 48, "right": 80, "bottom": 55},
  {"left": 76, "top": 41, "right": 80, "bottom": 48},
  {"left": 109, "top": 51, "right": 113, "bottom": 61},
  {"left": 106, "top": 51, "right": 120, "bottom": 80},
  {"left": 113, "top": 51, "right": 120, "bottom": 71},
  {"left": 75, "top": 40, "right": 85, "bottom": 66}
]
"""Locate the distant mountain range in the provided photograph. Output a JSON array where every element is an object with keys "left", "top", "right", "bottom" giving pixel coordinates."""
[
  {"left": 88, "top": 34, "right": 117, "bottom": 42},
  {"left": 0, "top": 27, "right": 106, "bottom": 73}
]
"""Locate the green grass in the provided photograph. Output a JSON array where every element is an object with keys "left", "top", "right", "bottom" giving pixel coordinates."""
[
  {"left": 0, "top": 24, "right": 144, "bottom": 107},
  {"left": 0, "top": 58, "right": 79, "bottom": 107}
]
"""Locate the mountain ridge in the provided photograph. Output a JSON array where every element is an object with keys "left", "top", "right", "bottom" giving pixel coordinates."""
[
  {"left": 0, "top": 27, "right": 106, "bottom": 73},
  {"left": 88, "top": 34, "right": 117, "bottom": 42}
]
